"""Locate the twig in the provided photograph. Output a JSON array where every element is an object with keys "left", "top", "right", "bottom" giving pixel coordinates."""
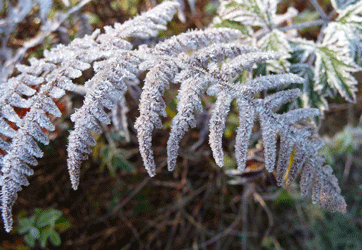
[
  {"left": 310, "top": 0, "right": 328, "bottom": 20},
  {"left": 241, "top": 184, "right": 253, "bottom": 250},
  {"left": 165, "top": 212, "right": 182, "bottom": 250},
  {"left": 278, "top": 19, "right": 325, "bottom": 32},
  {"left": 343, "top": 154, "right": 353, "bottom": 183},
  {"left": 181, "top": 210, "right": 214, "bottom": 236},
  {"left": 112, "top": 176, "right": 151, "bottom": 214},
  {"left": 158, "top": 185, "right": 208, "bottom": 213},
  {"left": 181, "top": 185, "right": 254, "bottom": 250},
  {"left": 119, "top": 215, "right": 144, "bottom": 249},
  {"left": 253, "top": 191, "right": 274, "bottom": 242},
  {"left": 256, "top": 18, "right": 325, "bottom": 40}
]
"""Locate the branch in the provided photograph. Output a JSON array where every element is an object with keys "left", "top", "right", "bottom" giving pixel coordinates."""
[
  {"left": 310, "top": 0, "right": 328, "bottom": 20},
  {"left": 278, "top": 19, "right": 325, "bottom": 32}
]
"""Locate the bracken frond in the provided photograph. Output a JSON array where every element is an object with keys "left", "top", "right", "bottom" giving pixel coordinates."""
[
  {"left": 0, "top": 1, "right": 180, "bottom": 232},
  {"left": 0, "top": 0, "right": 347, "bottom": 233}
]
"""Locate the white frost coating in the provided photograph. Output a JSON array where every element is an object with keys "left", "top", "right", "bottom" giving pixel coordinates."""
[
  {"left": 235, "top": 98, "right": 255, "bottom": 172},
  {"left": 0, "top": 0, "right": 349, "bottom": 233},
  {"left": 0, "top": 1, "right": 180, "bottom": 232},
  {"left": 221, "top": 51, "right": 282, "bottom": 76},
  {"left": 167, "top": 72, "right": 211, "bottom": 171},
  {"left": 208, "top": 86, "right": 233, "bottom": 168},
  {"left": 136, "top": 21, "right": 345, "bottom": 216},
  {"left": 68, "top": 55, "right": 140, "bottom": 190},
  {"left": 136, "top": 30, "right": 248, "bottom": 176}
]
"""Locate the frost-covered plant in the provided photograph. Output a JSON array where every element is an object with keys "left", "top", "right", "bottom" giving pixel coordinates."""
[
  {"left": 0, "top": 0, "right": 90, "bottom": 81},
  {"left": 214, "top": 0, "right": 362, "bottom": 113},
  {"left": 0, "top": 0, "right": 348, "bottom": 233}
]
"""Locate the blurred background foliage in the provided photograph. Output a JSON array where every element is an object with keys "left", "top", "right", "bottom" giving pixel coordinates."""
[{"left": 0, "top": 0, "right": 362, "bottom": 249}]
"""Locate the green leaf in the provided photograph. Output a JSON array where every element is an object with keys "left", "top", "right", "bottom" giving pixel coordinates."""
[
  {"left": 258, "top": 29, "right": 291, "bottom": 72},
  {"left": 273, "top": 190, "right": 294, "bottom": 207},
  {"left": 40, "top": 228, "right": 52, "bottom": 248},
  {"left": 314, "top": 46, "right": 360, "bottom": 102},
  {"left": 36, "top": 209, "right": 62, "bottom": 228},
  {"left": 29, "top": 227, "right": 40, "bottom": 240},
  {"left": 18, "top": 215, "right": 36, "bottom": 234},
  {"left": 35, "top": 208, "right": 44, "bottom": 216},
  {"left": 111, "top": 155, "right": 134, "bottom": 173},
  {"left": 54, "top": 216, "right": 71, "bottom": 231},
  {"left": 49, "top": 230, "right": 61, "bottom": 246},
  {"left": 24, "top": 234, "right": 36, "bottom": 248}
]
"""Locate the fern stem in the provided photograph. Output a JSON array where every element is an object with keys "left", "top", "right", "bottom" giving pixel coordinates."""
[
  {"left": 310, "top": 0, "right": 328, "bottom": 20},
  {"left": 278, "top": 19, "right": 325, "bottom": 32}
]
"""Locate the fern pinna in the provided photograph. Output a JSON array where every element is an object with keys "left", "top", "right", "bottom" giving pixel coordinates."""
[{"left": 0, "top": 1, "right": 345, "bottom": 233}]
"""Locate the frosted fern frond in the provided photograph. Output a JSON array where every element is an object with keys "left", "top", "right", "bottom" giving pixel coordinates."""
[
  {"left": 61, "top": 1, "right": 178, "bottom": 189},
  {"left": 136, "top": 37, "right": 345, "bottom": 214},
  {"left": 300, "top": 154, "right": 347, "bottom": 213},
  {"left": 135, "top": 29, "right": 245, "bottom": 176},
  {"left": 106, "top": 1, "right": 178, "bottom": 39},
  {"left": 135, "top": 23, "right": 345, "bottom": 213},
  {"left": 165, "top": 47, "right": 280, "bottom": 171},
  {"left": 0, "top": 1, "right": 180, "bottom": 232},
  {"left": 67, "top": 54, "right": 140, "bottom": 190},
  {"left": 0, "top": 0, "right": 348, "bottom": 234}
]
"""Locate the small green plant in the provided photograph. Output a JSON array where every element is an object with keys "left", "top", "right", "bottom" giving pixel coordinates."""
[
  {"left": 322, "top": 124, "right": 362, "bottom": 165},
  {"left": 99, "top": 145, "right": 135, "bottom": 177},
  {"left": 17, "top": 208, "right": 70, "bottom": 248},
  {"left": 311, "top": 210, "right": 362, "bottom": 250}
]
